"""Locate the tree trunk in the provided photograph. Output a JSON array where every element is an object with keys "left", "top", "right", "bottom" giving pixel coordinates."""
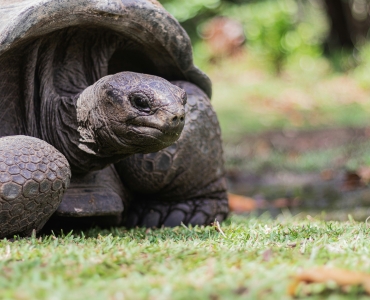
[{"left": 324, "top": 0, "right": 370, "bottom": 50}]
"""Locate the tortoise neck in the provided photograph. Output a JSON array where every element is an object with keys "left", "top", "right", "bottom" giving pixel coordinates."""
[
  {"left": 44, "top": 94, "right": 127, "bottom": 174},
  {"left": 42, "top": 94, "right": 86, "bottom": 173},
  {"left": 52, "top": 95, "right": 86, "bottom": 172}
]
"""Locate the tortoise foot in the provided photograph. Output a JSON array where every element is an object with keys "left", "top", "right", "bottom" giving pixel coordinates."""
[
  {"left": 51, "top": 165, "right": 126, "bottom": 228},
  {"left": 125, "top": 191, "right": 229, "bottom": 228},
  {"left": 0, "top": 136, "right": 71, "bottom": 238}
]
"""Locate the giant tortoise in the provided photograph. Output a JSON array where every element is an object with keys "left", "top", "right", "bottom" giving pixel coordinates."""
[{"left": 0, "top": 0, "right": 228, "bottom": 237}]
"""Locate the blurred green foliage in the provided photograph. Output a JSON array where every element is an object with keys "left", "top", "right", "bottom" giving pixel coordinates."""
[
  {"left": 160, "top": 0, "right": 370, "bottom": 141},
  {"left": 225, "top": 0, "right": 328, "bottom": 73},
  {"left": 160, "top": 0, "right": 221, "bottom": 23},
  {"left": 352, "top": 44, "right": 370, "bottom": 89},
  {"left": 160, "top": 0, "right": 329, "bottom": 73}
]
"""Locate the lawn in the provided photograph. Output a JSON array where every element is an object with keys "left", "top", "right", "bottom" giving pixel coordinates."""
[
  {"left": 3, "top": 2, "right": 370, "bottom": 299},
  {"left": 1, "top": 214, "right": 370, "bottom": 299}
]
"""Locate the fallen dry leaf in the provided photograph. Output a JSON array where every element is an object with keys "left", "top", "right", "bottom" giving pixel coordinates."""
[
  {"left": 228, "top": 194, "right": 301, "bottom": 212},
  {"left": 358, "top": 166, "right": 370, "bottom": 185},
  {"left": 286, "top": 241, "right": 297, "bottom": 248},
  {"left": 273, "top": 197, "right": 301, "bottom": 209},
  {"left": 253, "top": 139, "right": 271, "bottom": 157},
  {"left": 272, "top": 198, "right": 289, "bottom": 208},
  {"left": 228, "top": 193, "right": 258, "bottom": 212},
  {"left": 288, "top": 267, "right": 370, "bottom": 296},
  {"left": 320, "top": 169, "right": 334, "bottom": 181},
  {"left": 342, "top": 171, "right": 363, "bottom": 191}
]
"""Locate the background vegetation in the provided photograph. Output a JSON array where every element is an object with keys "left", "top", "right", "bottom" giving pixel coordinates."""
[
  {"left": 161, "top": 0, "right": 370, "bottom": 140},
  {"left": 3, "top": 1, "right": 370, "bottom": 299},
  {"left": 159, "top": 1, "right": 370, "bottom": 206}
]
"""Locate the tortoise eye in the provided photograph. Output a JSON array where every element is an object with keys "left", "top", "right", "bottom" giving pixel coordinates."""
[{"left": 130, "top": 94, "right": 150, "bottom": 112}]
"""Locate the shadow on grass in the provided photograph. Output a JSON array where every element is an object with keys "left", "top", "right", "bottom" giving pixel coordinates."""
[{"left": 39, "top": 220, "right": 226, "bottom": 241}]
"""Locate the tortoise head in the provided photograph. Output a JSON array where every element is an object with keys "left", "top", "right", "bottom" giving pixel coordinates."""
[{"left": 76, "top": 72, "right": 186, "bottom": 157}]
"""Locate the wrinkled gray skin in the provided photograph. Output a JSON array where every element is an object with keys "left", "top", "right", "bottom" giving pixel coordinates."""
[
  {"left": 62, "top": 72, "right": 187, "bottom": 173},
  {"left": 0, "top": 0, "right": 228, "bottom": 237}
]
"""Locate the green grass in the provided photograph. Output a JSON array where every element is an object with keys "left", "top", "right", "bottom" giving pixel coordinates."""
[
  {"left": 202, "top": 50, "right": 370, "bottom": 143},
  {"left": 1, "top": 215, "right": 370, "bottom": 299}
]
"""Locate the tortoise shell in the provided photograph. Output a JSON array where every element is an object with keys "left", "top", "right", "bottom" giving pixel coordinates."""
[{"left": 0, "top": 0, "right": 211, "bottom": 136}]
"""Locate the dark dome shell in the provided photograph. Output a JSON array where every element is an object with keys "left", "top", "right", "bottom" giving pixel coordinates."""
[{"left": 0, "top": 0, "right": 211, "bottom": 96}]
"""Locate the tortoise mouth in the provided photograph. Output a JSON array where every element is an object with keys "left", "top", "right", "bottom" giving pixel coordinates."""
[
  {"left": 129, "top": 124, "right": 181, "bottom": 143},
  {"left": 130, "top": 124, "right": 163, "bottom": 134},
  {"left": 123, "top": 128, "right": 179, "bottom": 154}
]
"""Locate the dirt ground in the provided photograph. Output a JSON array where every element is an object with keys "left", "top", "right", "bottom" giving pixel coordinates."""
[{"left": 225, "top": 127, "right": 370, "bottom": 220}]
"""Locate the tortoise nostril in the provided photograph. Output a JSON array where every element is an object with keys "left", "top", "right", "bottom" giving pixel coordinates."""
[
  {"left": 171, "top": 114, "right": 185, "bottom": 124},
  {"left": 171, "top": 112, "right": 185, "bottom": 125}
]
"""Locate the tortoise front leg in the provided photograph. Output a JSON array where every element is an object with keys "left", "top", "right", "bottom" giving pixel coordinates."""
[
  {"left": 0, "top": 136, "right": 70, "bottom": 237},
  {"left": 115, "top": 81, "right": 228, "bottom": 227},
  {"left": 47, "top": 165, "right": 127, "bottom": 229}
]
